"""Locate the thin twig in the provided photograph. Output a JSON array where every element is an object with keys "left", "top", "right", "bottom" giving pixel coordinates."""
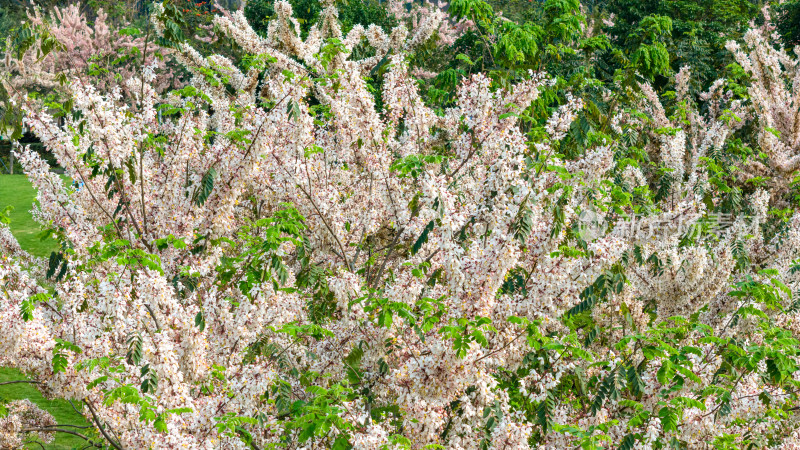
[
  {"left": 23, "top": 440, "right": 46, "bottom": 450},
  {"left": 143, "top": 303, "right": 162, "bottom": 331},
  {"left": 0, "top": 380, "right": 40, "bottom": 386},
  {"left": 83, "top": 399, "right": 125, "bottom": 450},
  {"left": 22, "top": 427, "right": 100, "bottom": 446}
]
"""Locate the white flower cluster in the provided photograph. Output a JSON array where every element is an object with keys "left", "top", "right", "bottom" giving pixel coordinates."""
[{"left": 0, "top": 399, "right": 56, "bottom": 448}]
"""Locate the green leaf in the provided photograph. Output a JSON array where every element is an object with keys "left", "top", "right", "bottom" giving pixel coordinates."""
[
  {"left": 627, "top": 365, "right": 645, "bottom": 397},
  {"left": 195, "top": 168, "right": 217, "bottom": 206},
  {"left": 195, "top": 311, "right": 206, "bottom": 332},
  {"left": 46, "top": 252, "right": 63, "bottom": 279},
  {"left": 87, "top": 376, "right": 109, "bottom": 390},
  {"left": 537, "top": 391, "right": 555, "bottom": 434},
  {"left": 20, "top": 293, "right": 50, "bottom": 321},
  {"left": 671, "top": 396, "right": 706, "bottom": 411},
  {"left": 657, "top": 360, "right": 675, "bottom": 385},
  {"left": 618, "top": 434, "right": 636, "bottom": 450},
  {"left": 126, "top": 333, "right": 143, "bottom": 365},
  {"left": 455, "top": 53, "right": 475, "bottom": 66},
  {"left": 52, "top": 353, "right": 68, "bottom": 373},
  {"left": 412, "top": 220, "right": 435, "bottom": 255},
  {"left": 154, "top": 415, "right": 167, "bottom": 433},
  {"left": 658, "top": 406, "right": 678, "bottom": 432},
  {"left": 344, "top": 345, "right": 364, "bottom": 369}
]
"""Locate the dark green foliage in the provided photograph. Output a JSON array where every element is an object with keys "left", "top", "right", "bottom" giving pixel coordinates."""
[
  {"left": 601, "top": 0, "right": 758, "bottom": 88},
  {"left": 245, "top": 0, "right": 397, "bottom": 38},
  {"left": 618, "top": 434, "right": 636, "bottom": 450},
  {"left": 566, "top": 271, "right": 626, "bottom": 317},
  {"left": 445, "top": 0, "right": 602, "bottom": 79},
  {"left": 126, "top": 333, "right": 144, "bottom": 365},
  {"left": 245, "top": 0, "right": 322, "bottom": 37},
  {"left": 776, "top": 0, "right": 800, "bottom": 47},
  {"left": 411, "top": 220, "right": 435, "bottom": 255},
  {"left": 536, "top": 390, "right": 556, "bottom": 434},
  {"left": 0, "top": 2, "right": 24, "bottom": 38},
  {"left": 337, "top": 0, "right": 398, "bottom": 34},
  {"left": 194, "top": 167, "right": 217, "bottom": 206}
]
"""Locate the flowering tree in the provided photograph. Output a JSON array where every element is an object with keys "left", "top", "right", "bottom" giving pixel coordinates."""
[
  {"left": 726, "top": 7, "right": 800, "bottom": 205},
  {"left": 386, "top": 0, "right": 473, "bottom": 48},
  {"left": 2, "top": 1, "right": 800, "bottom": 449}
]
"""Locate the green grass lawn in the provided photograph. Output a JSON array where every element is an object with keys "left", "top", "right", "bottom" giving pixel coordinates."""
[
  {"left": 0, "top": 368, "right": 94, "bottom": 449},
  {"left": 0, "top": 174, "right": 59, "bottom": 257},
  {"left": 0, "top": 174, "right": 94, "bottom": 449}
]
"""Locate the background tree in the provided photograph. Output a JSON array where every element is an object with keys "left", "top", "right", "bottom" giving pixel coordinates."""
[
  {"left": 776, "top": 0, "right": 800, "bottom": 47},
  {"left": 601, "top": 0, "right": 758, "bottom": 89}
]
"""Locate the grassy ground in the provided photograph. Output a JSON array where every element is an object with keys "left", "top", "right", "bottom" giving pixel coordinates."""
[
  {"left": 0, "top": 369, "right": 92, "bottom": 449},
  {"left": 0, "top": 174, "right": 93, "bottom": 449},
  {"left": 0, "top": 174, "right": 59, "bottom": 257}
]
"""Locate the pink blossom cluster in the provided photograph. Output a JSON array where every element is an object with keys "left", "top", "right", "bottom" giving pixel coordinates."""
[{"left": 1, "top": 3, "right": 180, "bottom": 96}]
